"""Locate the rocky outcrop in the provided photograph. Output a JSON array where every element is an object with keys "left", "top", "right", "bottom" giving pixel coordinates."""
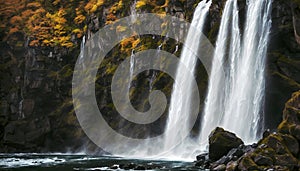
[{"left": 196, "top": 90, "right": 300, "bottom": 171}]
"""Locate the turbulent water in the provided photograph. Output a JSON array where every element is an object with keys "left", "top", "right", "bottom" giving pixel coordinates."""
[
  {"left": 0, "top": 154, "right": 198, "bottom": 170},
  {"left": 200, "top": 0, "right": 272, "bottom": 146},
  {"left": 163, "top": 0, "right": 211, "bottom": 152}
]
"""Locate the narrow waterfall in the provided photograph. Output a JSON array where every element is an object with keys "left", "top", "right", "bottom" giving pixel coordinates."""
[
  {"left": 129, "top": 49, "right": 135, "bottom": 90},
  {"left": 79, "top": 35, "right": 86, "bottom": 60},
  {"left": 200, "top": 0, "right": 272, "bottom": 146},
  {"left": 164, "top": 0, "right": 211, "bottom": 149}
]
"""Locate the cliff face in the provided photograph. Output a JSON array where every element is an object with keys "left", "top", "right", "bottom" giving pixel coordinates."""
[{"left": 0, "top": 0, "right": 299, "bottom": 153}]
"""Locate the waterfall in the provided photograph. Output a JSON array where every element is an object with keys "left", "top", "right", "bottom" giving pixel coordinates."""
[
  {"left": 79, "top": 35, "right": 86, "bottom": 60},
  {"left": 200, "top": 0, "right": 272, "bottom": 146},
  {"left": 164, "top": 0, "right": 211, "bottom": 150},
  {"left": 128, "top": 49, "right": 135, "bottom": 90},
  {"left": 199, "top": 0, "right": 241, "bottom": 146}
]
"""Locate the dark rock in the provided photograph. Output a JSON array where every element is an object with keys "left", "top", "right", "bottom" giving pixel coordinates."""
[
  {"left": 253, "top": 155, "right": 273, "bottom": 166},
  {"left": 196, "top": 152, "right": 209, "bottom": 161},
  {"left": 261, "top": 134, "right": 287, "bottom": 154},
  {"left": 274, "top": 154, "right": 298, "bottom": 169},
  {"left": 227, "top": 147, "right": 244, "bottom": 159},
  {"left": 226, "top": 161, "right": 238, "bottom": 171},
  {"left": 238, "top": 156, "right": 261, "bottom": 171},
  {"left": 208, "top": 127, "right": 244, "bottom": 161},
  {"left": 263, "top": 129, "right": 271, "bottom": 138},
  {"left": 195, "top": 159, "right": 210, "bottom": 169},
  {"left": 290, "top": 124, "right": 300, "bottom": 140},
  {"left": 214, "top": 156, "right": 230, "bottom": 165},
  {"left": 212, "top": 164, "right": 226, "bottom": 171},
  {"left": 110, "top": 164, "right": 118, "bottom": 169},
  {"left": 281, "top": 134, "right": 299, "bottom": 156}
]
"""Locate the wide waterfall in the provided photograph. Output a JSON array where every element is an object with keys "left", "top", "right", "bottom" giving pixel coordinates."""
[
  {"left": 164, "top": 0, "right": 211, "bottom": 150},
  {"left": 200, "top": 0, "right": 272, "bottom": 146}
]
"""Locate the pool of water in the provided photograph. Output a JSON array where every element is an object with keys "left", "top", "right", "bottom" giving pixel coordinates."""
[{"left": 0, "top": 153, "right": 204, "bottom": 170}]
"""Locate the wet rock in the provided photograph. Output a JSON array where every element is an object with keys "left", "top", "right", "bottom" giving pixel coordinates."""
[
  {"left": 263, "top": 129, "right": 271, "bottom": 138},
  {"left": 253, "top": 155, "right": 273, "bottom": 166},
  {"left": 227, "top": 146, "right": 244, "bottom": 159},
  {"left": 110, "top": 164, "right": 118, "bottom": 169},
  {"left": 274, "top": 154, "right": 299, "bottom": 170},
  {"left": 196, "top": 152, "right": 209, "bottom": 161},
  {"left": 214, "top": 156, "right": 231, "bottom": 165},
  {"left": 281, "top": 134, "right": 299, "bottom": 156},
  {"left": 208, "top": 127, "right": 244, "bottom": 161},
  {"left": 226, "top": 161, "right": 238, "bottom": 171},
  {"left": 212, "top": 164, "right": 226, "bottom": 171},
  {"left": 238, "top": 156, "right": 261, "bottom": 171}
]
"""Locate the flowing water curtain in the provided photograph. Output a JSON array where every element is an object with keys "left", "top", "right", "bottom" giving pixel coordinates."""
[
  {"left": 200, "top": 0, "right": 272, "bottom": 147},
  {"left": 164, "top": 0, "right": 212, "bottom": 152}
]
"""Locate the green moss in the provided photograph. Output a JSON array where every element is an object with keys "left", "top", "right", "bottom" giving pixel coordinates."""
[
  {"left": 278, "top": 120, "right": 292, "bottom": 134},
  {"left": 272, "top": 71, "right": 300, "bottom": 88}
]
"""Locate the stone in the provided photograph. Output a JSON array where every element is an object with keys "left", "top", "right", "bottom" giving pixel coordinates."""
[
  {"left": 281, "top": 134, "right": 299, "bottom": 156},
  {"left": 212, "top": 164, "right": 226, "bottom": 171},
  {"left": 196, "top": 153, "right": 209, "bottom": 161},
  {"left": 290, "top": 125, "right": 300, "bottom": 140},
  {"left": 227, "top": 147, "right": 244, "bottom": 159},
  {"left": 110, "top": 165, "right": 118, "bottom": 169},
  {"left": 226, "top": 161, "right": 238, "bottom": 171},
  {"left": 238, "top": 156, "right": 261, "bottom": 171},
  {"left": 214, "top": 156, "right": 230, "bottom": 165},
  {"left": 208, "top": 127, "right": 244, "bottom": 161},
  {"left": 274, "top": 154, "right": 298, "bottom": 169},
  {"left": 253, "top": 155, "right": 273, "bottom": 166},
  {"left": 262, "top": 134, "right": 287, "bottom": 154},
  {"left": 263, "top": 129, "right": 271, "bottom": 138}
]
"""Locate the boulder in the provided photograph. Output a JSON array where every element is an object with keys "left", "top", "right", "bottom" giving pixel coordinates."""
[
  {"left": 208, "top": 127, "right": 244, "bottom": 161},
  {"left": 274, "top": 154, "right": 299, "bottom": 170},
  {"left": 226, "top": 161, "right": 238, "bottom": 171},
  {"left": 211, "top": 164, "right": 226, "bottom": 171},
  {"left": 238, "top": 156, "right": 261, "bottom": 171},
  {"left": 253, "top": 154, "right": 273, "bottom": 166},
  {"left": 281, "top": 134, "right": 299, "bottom": 156}
]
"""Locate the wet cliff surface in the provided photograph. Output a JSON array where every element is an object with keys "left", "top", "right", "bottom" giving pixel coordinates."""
[{"left": 0, "top": 0, "right": 299, "bottom": 153}]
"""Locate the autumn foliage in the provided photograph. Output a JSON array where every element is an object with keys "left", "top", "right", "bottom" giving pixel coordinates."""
[{"left": 0, "top": 0, "right": 170, "bottom": 48}]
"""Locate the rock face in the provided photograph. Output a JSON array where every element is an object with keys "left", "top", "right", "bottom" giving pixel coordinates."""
[
  {"left": 209, "top": 127, "right": 244, "bottom": 161},
  {"left": 264, "top": 0, "right": 300, "bottom": 130},
  {"left": 196, "top": 90, "right": 300, "bottom": 171}
]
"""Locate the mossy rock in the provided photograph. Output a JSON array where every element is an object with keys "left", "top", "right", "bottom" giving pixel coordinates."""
[
  {"left": 238, "top": 156, "right": 262, "bottom": 171},
  {"left": 208, "top": 127, "right": 244, "bottom": 161}
]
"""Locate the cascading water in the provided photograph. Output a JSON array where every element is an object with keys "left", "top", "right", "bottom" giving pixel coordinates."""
[
  {"left": 199, "top": 0, "right": 272, "bottom": 147},
  {"left": 221, "top": 0, "right": 272, "bottom": 142},
  {"left": 164, "top": 0, "right": 211, "bottom": 150},
  {"left": 199, "top": 0, "right": 241, "bottom": 146},
  {"left": 129, "top": 49, "right": 135, "bottom": 90}
]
